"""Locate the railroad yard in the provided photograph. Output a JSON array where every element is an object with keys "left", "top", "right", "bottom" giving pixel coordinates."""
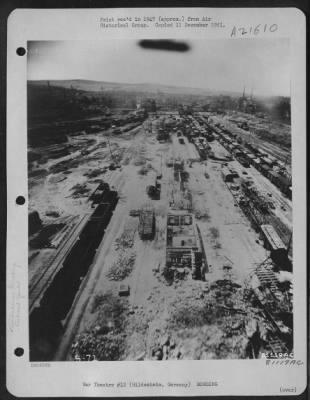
[{"left": 28, "top": 83, "right": 293, "bottom": 362}]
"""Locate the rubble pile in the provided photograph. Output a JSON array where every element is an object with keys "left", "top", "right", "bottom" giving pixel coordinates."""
[
  {"left": 151, "top": 334, "right": 180, "bottom": 360},
  {"left": 106, "top": 251, "right": 136, "bottom": 281},
  {"left": 71, "top": 331, "right": 126, "bottom": 361},
  {"left": 114, "top": 226, "right": 137, "bottom": 250},
  {"left": 71, "top": 292, "right": 128, "bottom": 361},
  {"left": 146, "top": 274, "right": 284, "bottom": 360}
]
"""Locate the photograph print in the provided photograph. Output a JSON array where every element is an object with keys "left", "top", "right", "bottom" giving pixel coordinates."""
[{"left": 27, "top": 38, "right": 293, "bottom": 362}]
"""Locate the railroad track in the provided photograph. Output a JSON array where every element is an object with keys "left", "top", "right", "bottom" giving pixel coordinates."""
[
  {"left": 204, "top": 119, "right": 292, "bottom": 196},
  {"left": 29, "top": 213, "right": 91, "bottom": 313}
]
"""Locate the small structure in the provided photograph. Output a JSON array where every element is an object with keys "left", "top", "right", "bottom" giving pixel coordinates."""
[
  {"left": 118, "top": 284, "right": 130, "bottom": 296},
  {"left": 260, "top": 224, "right": 288, "bottom": 267},
  {"left": 222, "top": 167, "right": 235, "bottom": 183},
  {"left": 260, "top": 224, "right": 286, "bottom": 250},
  {"left": 228, "top": 167, "right": 239, "bottom": 178}
]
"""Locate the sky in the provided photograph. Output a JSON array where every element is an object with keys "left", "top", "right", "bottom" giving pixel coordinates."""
[{"left": 27, "top": 39, "right": 290, "bottom": 97}]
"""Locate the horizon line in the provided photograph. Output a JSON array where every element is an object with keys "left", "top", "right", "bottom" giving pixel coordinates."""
[{"left": 27, "top": 78, "right": 290, "bottom": 98}]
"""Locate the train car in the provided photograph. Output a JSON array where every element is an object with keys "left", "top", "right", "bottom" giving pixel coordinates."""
[
  {"left": 244, "top": 153, "right": 256, "bottom": 164},
  {"left": 260, "top": 156, "right": 275, "bottom": 168},
  {"left": 268, "top": 170, "right": 280, "bottom": 185},
  {"left": 268, "top": 170, "right": 292, "bottom": 198},
  {"left": 276, "top": 174, "right": 292, "bottom": 198},
  {"left": 260, "top": 164, "right": 271, "bottom": 178},
  {"left": 238, "top": 157, "right": 250, "bottom": 168}
]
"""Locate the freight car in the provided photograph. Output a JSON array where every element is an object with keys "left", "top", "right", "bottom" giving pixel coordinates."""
[
  {"left": 268, "top": 171, "right": 292, "bottom": 199},
  {"left": 238, "top": 157, "right": 250, "bottom": 168}
]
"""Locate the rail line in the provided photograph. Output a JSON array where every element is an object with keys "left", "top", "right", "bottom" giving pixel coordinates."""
[{"left": 29, "top": 213, "right": 91, "bottom": 313}]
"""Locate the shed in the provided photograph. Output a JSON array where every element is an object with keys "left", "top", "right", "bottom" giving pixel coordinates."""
[
  {"left": 228, "top": 168, "right": 239, "bottom": 178},
  {"left": 222, "top": 167, "right": 235, "bottom": 182}
]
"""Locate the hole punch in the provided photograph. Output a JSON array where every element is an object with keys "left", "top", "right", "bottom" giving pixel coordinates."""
[
  {"left": 14, "top": 347, "right": 24, "bottom": 357},
  {"left": 16, "top": 196, "right": 25, "bottom": 205},
  {"left": 16, "top": 47, "right": 26, "bottom": 56}
]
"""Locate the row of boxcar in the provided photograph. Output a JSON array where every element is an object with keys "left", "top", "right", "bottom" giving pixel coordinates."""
[
  {"left": 224, "top": 173, "right": 291, "bottom": 272},
  {"left": 206, "top": 123, "right": 292, "bottom": 199}
]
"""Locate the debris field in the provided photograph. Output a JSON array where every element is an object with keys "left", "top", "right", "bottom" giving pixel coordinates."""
[{"left": 28, "top": 82, "right": 293, "bottom": 362}]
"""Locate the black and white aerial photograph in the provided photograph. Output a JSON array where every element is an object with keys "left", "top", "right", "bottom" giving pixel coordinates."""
[{"left": 27, "top": 38, "right": 293, "bottom": 362}]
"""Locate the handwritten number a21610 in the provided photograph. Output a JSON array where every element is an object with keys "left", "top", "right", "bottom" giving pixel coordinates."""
[{"left": 230, "top": 24, "right": 278, "bottom": 38}]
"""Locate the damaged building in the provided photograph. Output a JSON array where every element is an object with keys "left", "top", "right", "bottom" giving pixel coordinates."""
[
  {"left": 166, "top": 211, "right": 206, "bottom": 279},
  {"left": 138, "top": 209, "right": 156, "bottom": 240}
]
